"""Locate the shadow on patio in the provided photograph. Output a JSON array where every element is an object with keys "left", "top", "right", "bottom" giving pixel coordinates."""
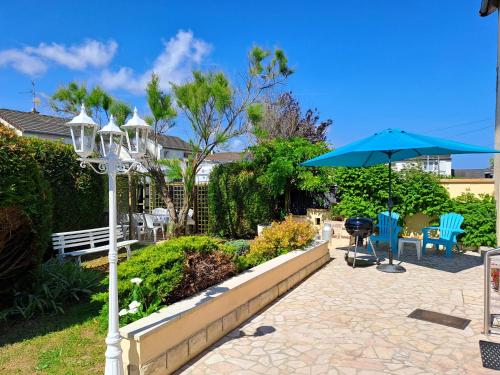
[{"left": 337, "top": 244, "right": 483, "bottom": 273}]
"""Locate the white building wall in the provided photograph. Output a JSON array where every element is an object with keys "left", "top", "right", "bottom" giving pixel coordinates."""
[
  {"left": 393, "top": 159, "right": 452, "bottom": 177},
  {"left": 196, "top": 161, "right": 217, "bottom": 183}
]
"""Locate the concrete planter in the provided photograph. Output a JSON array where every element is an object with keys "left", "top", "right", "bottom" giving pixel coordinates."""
[{"left": 120, "top": 240, "right": 330, "bottom": 375}]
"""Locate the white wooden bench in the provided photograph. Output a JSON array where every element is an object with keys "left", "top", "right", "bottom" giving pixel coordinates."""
[{"left": 51, "top": 226, "right": 138, "bottom": 266}]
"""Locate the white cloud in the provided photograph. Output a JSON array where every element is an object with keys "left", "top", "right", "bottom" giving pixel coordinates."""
[
  {"left": 26, "top": 40, "right": 117, "bottom": 70},
  {"left": 0, "top": 39, "right": 117, "bottom": 76},
  {"left": 100, "top": 30, "right": 212, "bottom": 94},
  {"left": 0, "top": 49, "right": 47, "bottom": 75},
  {"left": 226, "top": 138, "right": 246, "bottom": 152}
]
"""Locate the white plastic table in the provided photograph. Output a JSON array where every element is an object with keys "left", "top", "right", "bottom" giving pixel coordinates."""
[{"left": 398, "top": 238, "right": 422, "bottom": 260}]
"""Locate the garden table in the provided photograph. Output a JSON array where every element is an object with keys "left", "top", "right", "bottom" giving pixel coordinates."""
[{"left": 398, "top": 237, "right": 422, "bottom": 260}]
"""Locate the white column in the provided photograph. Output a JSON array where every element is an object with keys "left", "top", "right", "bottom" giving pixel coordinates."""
[{"left": 104, "top": 157, "right": 123, "bottom": 375}]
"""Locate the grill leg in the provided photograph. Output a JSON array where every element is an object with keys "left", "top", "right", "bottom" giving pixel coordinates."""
[
  {"left": 368, "top": 238, "right": 380, "bottom": 265},
  {"left": 345, "top": 239, "right": 350, "bottom": 262},
  {"left": 353, "top": 237, "right": 359, "bottom": 268}
]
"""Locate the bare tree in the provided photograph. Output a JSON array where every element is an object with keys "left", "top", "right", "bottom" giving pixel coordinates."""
[{"left": 255, "top": 91, "right": 332, "bottom": 143}]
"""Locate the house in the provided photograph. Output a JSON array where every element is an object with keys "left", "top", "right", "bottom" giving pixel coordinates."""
[
  {"left": 0, "top": 108, "right": 191, "bottom": 161},
  {"left": 393, "top": 155, "right": 452, "bottom": 176},
  {"left": 196, "top": 152, "right": 245, "bottom": 183},
  {"left": 155, "top": 134, "right": 191, "bottom": 160},
  {"left": 0, "top": 108, "right": 72, "bottom": 144},
  {"left": 452, "top": 168, "right": 493, "bottom": 178}
]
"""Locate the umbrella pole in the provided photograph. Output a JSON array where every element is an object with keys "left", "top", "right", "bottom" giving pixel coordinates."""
[
  {"left": 377, "top": 152, "right": 406, "bottom": 273},
  {"left": 388, "top": 158, "right": 393, "bottom": 265}
]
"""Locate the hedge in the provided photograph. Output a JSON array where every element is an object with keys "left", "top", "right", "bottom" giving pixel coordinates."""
[
  {"left": 0, "top": 127, "right": 52, "bottom": 294},
  {"left": 0, "top": 126, "right": 105, "bottom": 298},
  {"left": 208, "top": 163, "right": 275, "bottom": 238},
  {"left": 25, "top": 137, "right": 105, "bottom": 233}
]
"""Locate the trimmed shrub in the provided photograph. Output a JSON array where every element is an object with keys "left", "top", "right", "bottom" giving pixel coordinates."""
[
  {"left": 208, "top": 163, "right": 275, "bottom": 238},
  {"left": 453, "top": 193, "right": 496, "bottom": 248},
  {"left": 242, "top": 216, "right": 316, "bottom": 268},
  {"left": 0, "top": 127, "right": 52, "bottom": 293},
  {"left": 95, "top": 236, "right": 236, "bottom": 325}
]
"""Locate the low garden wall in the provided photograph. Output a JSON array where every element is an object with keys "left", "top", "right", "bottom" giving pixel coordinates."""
[
  {"left": 120, "top": 240, "right": 330, "bottom": 375},
  {"left": 439, "top": 178, "right": 494, "bottom": 198}
]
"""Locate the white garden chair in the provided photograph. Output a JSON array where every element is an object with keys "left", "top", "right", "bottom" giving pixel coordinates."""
[{"left": 143, "top": 213, "right": 164, "bottom": 242}]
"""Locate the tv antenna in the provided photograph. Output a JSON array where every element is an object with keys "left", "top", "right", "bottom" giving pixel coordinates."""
[{"left": 19, "top": 81, "right": 41, "bottom": 113}]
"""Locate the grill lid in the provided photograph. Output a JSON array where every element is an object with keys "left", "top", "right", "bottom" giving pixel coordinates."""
[{"left": 345, "top": 217, "right": 374, "bottom": 238}]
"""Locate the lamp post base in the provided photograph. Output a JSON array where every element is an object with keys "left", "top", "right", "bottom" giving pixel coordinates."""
[{"left": 377, "top": 264, "right": 406, "bottom": 273}]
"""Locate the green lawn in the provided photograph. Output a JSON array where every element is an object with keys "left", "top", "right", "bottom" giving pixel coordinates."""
[
  {"left": 0, "top": 301, "right": 104, "bottom": 374},
  {"left": 0, "top": 244, "right": 149, "bottom": 374}
]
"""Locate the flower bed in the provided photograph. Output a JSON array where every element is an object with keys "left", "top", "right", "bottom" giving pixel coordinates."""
[
  {"left": 119, "top": 239, "right": 330, "bottom": 374},
  {"left": 94, "top": 216, "right": 318, "bottom": 326}
]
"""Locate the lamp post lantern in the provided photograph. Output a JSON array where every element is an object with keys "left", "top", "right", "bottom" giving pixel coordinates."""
[
  {"left": 66, "top": 105, "right": 150, "bottom": 375},
  {"left": 122, "top": 107, "right": 150, "bottom": 159},
  {"left": 66, "top": 104, "right": 98, "bottom": 158}
]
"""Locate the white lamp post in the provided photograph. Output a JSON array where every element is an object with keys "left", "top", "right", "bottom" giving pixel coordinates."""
[{"left": 66, "top": 105, "right": 150, "bottom": 375}]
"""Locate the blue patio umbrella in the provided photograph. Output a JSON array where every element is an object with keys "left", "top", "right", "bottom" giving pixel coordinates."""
[{"left": 302, "top": 128, "right": 500, "bottom": 273}]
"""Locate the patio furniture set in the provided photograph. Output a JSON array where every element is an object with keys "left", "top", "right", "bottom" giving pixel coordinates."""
[
  {"left": 344, "top": 211, "right": 465, "bottom": 268},
  {"left": 121, "top": 208, "right": 196, "bottom": 242}
]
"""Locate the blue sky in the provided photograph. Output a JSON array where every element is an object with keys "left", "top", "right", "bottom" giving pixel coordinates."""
[{"left": 0, "top": 0, "right": 497, "bottom": 167}]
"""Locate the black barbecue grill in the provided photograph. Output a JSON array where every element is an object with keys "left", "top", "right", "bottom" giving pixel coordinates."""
[
  {"left": 344, "top": 217, "right": 379, "bottom": 268},
  {"left": 345, "top": 217, "right": 374, "bottom": 239}
]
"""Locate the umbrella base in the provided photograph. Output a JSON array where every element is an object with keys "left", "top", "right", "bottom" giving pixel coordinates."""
[{"left": 377, "top": 263, "right": 406, "bottom": 273}]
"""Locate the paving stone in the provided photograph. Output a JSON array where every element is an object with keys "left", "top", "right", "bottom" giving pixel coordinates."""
[{"left": 179, "top": 249, "right": 500, "bottom": 375}]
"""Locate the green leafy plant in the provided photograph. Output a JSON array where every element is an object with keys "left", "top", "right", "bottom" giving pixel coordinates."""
[
  {"left": 453, "top": 193, "right": 496, "bottom": 248},
  {"left": 224, "top": 240, "right": 251, "bottom": 256},
  {"left": 115, "top": 278, "right": 162, "bottom": 325},
  {"left": 0, "top": 260, "right": 101, "bottom": 322}
]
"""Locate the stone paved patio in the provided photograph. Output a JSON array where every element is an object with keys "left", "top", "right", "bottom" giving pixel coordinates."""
[{"left": 178, "top": 247, "right": 500, "bottom": 374}]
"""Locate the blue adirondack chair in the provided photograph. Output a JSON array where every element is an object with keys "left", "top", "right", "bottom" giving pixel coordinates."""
[
  {"left": 422, "top": 213, "right": 464, "bottom": 258},
  {"left": 368, "top": 211, "right": 402, "bottom": 256}
]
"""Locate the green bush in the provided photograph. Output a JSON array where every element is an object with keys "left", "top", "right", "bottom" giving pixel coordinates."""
[
  {"left": 0, "top": 126, "right": 52, "bottom": 293},
  {"left": 208, "top": 163, "right": 275, "bottom": 238},
  {"left": 241, "top": 216, "right": 316, "bottom": 269},
  {"left": 331, "top": 166, "right": 452, "bottom": 220},
  {"left": 0, "top": 259, "right": 101, "bottom": 321},
  {"left": 453, "top": 193, "right": 496, "bottom": 248},
  {"left": 95, "top": 236, "right": 236, "bottom": 325}
]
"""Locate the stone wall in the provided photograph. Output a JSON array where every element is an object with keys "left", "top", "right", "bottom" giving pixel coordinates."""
[{"left": 120, "top": 241, "right": 330, "bottom": 375}]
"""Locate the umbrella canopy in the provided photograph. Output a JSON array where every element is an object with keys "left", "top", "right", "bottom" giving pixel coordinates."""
[
  {"left": 302, "top": 128, "right": 500, "bottom": 273},
  {"left": 302, "top": 128, "right": 499, "bottom": 167}
]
